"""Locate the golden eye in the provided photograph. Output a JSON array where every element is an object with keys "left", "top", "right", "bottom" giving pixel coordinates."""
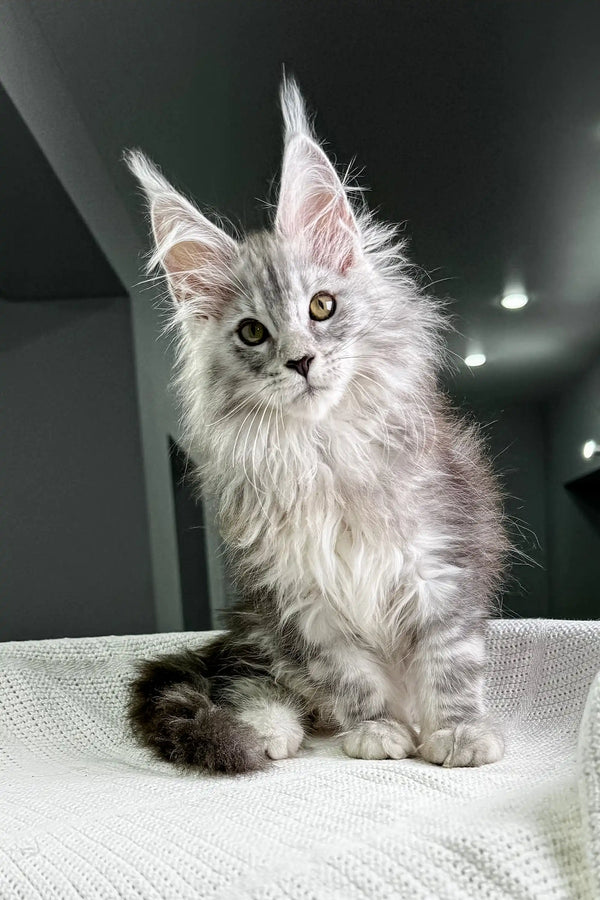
[
  {"left": 238, "top": 319, "right": 268, "bottom": 346},
  {"left": 309, "top": 291, "right": 336, "bottom": 322}
]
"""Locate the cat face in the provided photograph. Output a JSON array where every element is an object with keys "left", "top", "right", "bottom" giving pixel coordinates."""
[
  {"left": 127, "top": 80, "right": 439, "bottom": 430},
  {"left": 204, "top": 231, "right": 374, "bottom": 421}
]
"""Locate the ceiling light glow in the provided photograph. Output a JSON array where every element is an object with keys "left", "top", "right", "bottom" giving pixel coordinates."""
[
  {"left": 501, "top": 292, "right": 529, "bottom": 310},
  {"left": 582, "top": 440, "right": 598, "bottom": 460},
  {"left": 464, "top": 353, "right": 486, "bottom": 368}
]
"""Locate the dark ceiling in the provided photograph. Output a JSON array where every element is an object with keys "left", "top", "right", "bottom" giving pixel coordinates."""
[
  {"left": 4, "top": 0, "right": 600, "bottom": 401},
  {"left": 0, "top": 85, "right": 125, "bottom": 301}
]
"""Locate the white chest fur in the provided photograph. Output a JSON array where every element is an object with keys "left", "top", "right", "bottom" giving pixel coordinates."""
[
  {"left": 262, "top": 454, "right": 421, "bottom": 651},
  {"left": 213, "top": 411, "right": 447, "bottom": 651}
]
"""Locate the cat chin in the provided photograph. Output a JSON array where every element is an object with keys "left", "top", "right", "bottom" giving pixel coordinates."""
[{"left": 285, "top": 385, "right": 341, "bottom": 423}]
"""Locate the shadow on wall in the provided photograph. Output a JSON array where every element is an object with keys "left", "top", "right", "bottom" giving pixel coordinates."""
[{"left": 169, "top": 438, "right": 212, "bottom": 632}]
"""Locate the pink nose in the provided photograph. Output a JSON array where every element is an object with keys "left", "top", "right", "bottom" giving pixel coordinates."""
[{"left": 285, "top": 356, "right": 314, "bottom": 379}]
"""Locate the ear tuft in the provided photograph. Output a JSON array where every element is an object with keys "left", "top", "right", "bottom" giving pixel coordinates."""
[
  {"left": 125, "top": 149, "right": 237, "bottom": 315},
  {"left": 125, "top": 149, "right": 173, "bottom": 202},
  {"left": 279, "top": 76, "right": 313, "bottom": 143}
]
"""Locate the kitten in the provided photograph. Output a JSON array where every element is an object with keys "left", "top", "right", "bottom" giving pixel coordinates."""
[{"left": 126, "top": 79, "right": 507, "bottom": 774}]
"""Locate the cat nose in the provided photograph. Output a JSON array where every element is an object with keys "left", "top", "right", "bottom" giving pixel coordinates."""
[{"left": 285, "top": 355, "right": 314, "bottom": 379}]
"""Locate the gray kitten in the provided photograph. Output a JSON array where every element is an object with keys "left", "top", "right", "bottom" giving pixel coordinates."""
[{"left": 127, "top": 80, "right": 507, "bottom": 774}]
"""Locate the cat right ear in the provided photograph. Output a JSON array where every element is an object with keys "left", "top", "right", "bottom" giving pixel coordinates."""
[
  {"left": 276, "top": 79, "right": 360, "bottom": 274},
  {"left": 125, "top": 150, "right": 237, "bottom": 316}
]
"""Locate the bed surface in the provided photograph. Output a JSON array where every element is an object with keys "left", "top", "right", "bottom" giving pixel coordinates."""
[{"left": 1, "top": 619, "right": 599, "bottom": 899}]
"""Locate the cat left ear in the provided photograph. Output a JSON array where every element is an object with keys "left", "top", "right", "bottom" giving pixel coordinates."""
[
  {"left": 125, "top": 150, "right": 237, "bottom": 316},
  {"left": 275, "top": 81, "right": 360, "bottom": 273}
]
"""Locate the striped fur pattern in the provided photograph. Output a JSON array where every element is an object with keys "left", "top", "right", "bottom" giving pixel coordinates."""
[{"left": 127, "top": 79, "right": 508, "bottom": 774}]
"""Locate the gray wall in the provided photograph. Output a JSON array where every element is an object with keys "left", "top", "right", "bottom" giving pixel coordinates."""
[
  {"left": 545, "top": 356, "right": 600, "bottom": 619},
  {"left": 0, "top": 297, "right": 155, "bottom": 640},
  {"left": 2, "top": 0, "right": 597, "bottom": 634}
]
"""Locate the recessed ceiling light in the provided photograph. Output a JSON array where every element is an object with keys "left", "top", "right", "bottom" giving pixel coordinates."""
[
  {"left": 464, "top": 353, "right": 486, "bottom": 367},
  {"left": 501, "top": 292, "right": 529, "bottom": 310},
  {"left": 582, "top": 440, "right": 598, "bottom": 460}
]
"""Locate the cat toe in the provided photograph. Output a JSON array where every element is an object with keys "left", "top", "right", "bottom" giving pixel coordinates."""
[
  {"left": 343, "top": 719, "right": 417, "bottom": 760},
  {"left": 419, "top": 722, "right": 504, "bottom": 768},
  {"left": 264, "top": 727, "right": 303, "bottom": 760}
]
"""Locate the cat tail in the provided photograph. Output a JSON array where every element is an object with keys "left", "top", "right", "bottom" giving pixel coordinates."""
[{"left": 128, "top": 636, "right": 268, "bottom": 775}]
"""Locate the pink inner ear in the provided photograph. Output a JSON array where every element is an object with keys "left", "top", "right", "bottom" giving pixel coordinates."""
[
  {"left": 310, "top": 192, "right": 358, "bottom": 274},
  {"left": 164, "top": 240, "right": 204, "bottom": 279},
  {"left": 164, "top": 240, "right": 235, "bottom": 310},
  {"left": 164, "top": 240, "right": 212, "bottom": 302}
]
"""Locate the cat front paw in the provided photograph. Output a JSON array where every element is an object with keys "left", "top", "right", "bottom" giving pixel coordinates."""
[
  {"left": 343, "top": 719, "right": 417, "bottom": 760},
  {"left": 263, "top": 723, "right": 304, "bottom": 760},
  {"left": 239, "top": 703, "right": 304, "bottom": 761},
  {"left": 419, "top": 722, "right": 504, "bottom": 767}
]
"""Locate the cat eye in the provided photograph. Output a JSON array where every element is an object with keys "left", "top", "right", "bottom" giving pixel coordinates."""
[
  {"left": 309, "top": 291, "right": 336, "bottom": 322},
  {"left": 237, "top": 318, "right": 269, "bottom": 346}
]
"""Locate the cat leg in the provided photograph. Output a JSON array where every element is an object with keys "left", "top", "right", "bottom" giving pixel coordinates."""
[
  {"left": 411, "top": 618, "right": 504, "bottom": 767},
  {"left": 224, "top": 677, "right": 305, "bottom": 760},
  {"left": 308, "top": 643, "right": 417, "bottom": 760}
]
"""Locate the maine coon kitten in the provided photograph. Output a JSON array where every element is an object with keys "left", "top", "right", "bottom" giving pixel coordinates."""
[{"left": 127, "top": 80, "right": 507, "bottom": 774}]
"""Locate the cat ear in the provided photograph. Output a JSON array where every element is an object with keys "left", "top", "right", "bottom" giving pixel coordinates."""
[
  {"left": 275, "top": 79, "right": 360, "bottom": 273},
  {"left": 125, "top": 150, "right": 237, "bottom": 316}
]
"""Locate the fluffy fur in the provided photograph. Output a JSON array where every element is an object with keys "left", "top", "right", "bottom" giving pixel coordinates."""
[{"left": 126, "top": 79, "right": 508, "bottom": 775}]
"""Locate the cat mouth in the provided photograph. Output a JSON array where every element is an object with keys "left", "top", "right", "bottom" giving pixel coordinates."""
[
  {"left": 303, "top": 383, "right": 322, "bottom": 398},
  {"left": 290, "top": 382, "right": 322, "bottom": 404},
  {"left": 287, "top": 382, "right": 335, "bottom": 420}
]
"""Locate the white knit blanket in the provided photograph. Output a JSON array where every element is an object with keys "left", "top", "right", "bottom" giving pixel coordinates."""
[{"left": 1, "top": 619, "right": 599, "bottom": 899}]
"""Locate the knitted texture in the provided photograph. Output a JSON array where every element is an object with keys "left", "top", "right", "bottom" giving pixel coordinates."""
[{"left": 0, "top": 619, "right": 599, "bottom": 899}]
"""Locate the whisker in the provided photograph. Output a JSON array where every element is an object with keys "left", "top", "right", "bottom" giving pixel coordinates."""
[{"left": 206, "top": 386, "right": 270, "bottom": 428}]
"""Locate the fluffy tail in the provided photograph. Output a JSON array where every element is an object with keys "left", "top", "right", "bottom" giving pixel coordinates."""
[{"left": 128, "top": 641, "right": 267, "bottom": 775}]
